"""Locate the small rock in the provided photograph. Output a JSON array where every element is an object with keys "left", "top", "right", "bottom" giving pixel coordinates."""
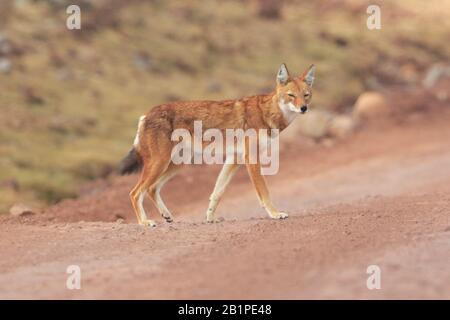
[
  {"left": 423, "top": 64, "right": 450, "bottom": 89},
  {"left": 295, "top": 109, "right": 333, "bottom": 139},
  {"left": 0, "top": 57, "right": 12, "bottom": 73},
  {"left": 116, "top": 218, "right": 124, "bottom": 224},
  {"left": 9, "top": 203, "right": 35, "bottom": 217},
  {"left": 328, "top": 115, "right": 355, "bottom": 138},
  {"left": 352, "top": 91, "right": 390, "bottom": 121},
  {"left": 425, "top": 73, "right": 450, "bottom": 102}
]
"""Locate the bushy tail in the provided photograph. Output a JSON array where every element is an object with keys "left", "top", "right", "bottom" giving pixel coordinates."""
[{"left": 118, "top": 148, "right": 142, "bottom": 175}]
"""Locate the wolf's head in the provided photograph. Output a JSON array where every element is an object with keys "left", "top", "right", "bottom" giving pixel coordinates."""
[{"left": 275, "top": 63, "right": 315, "bottom": 115}]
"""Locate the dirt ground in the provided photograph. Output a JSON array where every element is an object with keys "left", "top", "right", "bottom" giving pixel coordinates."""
[{"left": 1, "top": 99, "right": 450, "bottom": 299}]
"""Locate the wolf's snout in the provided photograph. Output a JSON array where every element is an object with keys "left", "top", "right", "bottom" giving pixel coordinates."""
[{"left": 301, "top": 106, "right": 308, "bottom": 113}]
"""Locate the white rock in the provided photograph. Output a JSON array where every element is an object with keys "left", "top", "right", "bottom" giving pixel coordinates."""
[
  {"left": 0, "top": 57, "right": 12, "bottom": 73},
  {"left": 423, "top": 64, "right": 450, "bottom": 89},
  {"left": 295, "top": 109, "right": 333, "bottom": 139},
  {"left": 9, "top": 203, "right": 35, "bottom": 217},
  {"left": 353, "top": 91, "right": 390, "bottom": 121},
  {"left": 328, "top": 115, "right": 355, "bottom": 138}
]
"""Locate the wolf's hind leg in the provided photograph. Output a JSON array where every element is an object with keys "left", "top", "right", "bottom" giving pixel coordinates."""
[
  {"left": 148, "top": 163, "right": 181, "bottom": 223},
  {"left": 130, "top": 179, "right": 152, "bottom": 226},
  {"left": 130, "top": 177, "right": 158, "bottom": 227},
  {"left": 130, "top": 157, "right": 171, "bottom": 227}
]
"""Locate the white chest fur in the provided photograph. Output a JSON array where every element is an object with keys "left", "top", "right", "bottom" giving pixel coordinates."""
[{"left": 278, "top": 100, "right": 299, "bottom": 125}]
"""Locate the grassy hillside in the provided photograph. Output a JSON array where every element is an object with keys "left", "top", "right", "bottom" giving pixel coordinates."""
[{"left": 0, "top": 0, "right": 449, "bottom": 212}]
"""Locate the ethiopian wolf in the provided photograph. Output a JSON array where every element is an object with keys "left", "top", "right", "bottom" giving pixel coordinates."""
[{"left": 119, "top": 63, "right": 316, "bottom": 227}]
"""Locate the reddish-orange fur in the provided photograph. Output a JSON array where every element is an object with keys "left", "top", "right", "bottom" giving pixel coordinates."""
[{"left": 126, "top": 64, "right": 315, "bottom": 226}]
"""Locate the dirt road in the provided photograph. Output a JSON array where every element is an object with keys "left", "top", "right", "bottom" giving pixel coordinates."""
[{"left": 1, "top": 107, "right": 450, "bottom": 299}]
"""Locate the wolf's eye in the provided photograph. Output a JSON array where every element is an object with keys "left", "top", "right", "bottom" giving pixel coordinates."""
[
  {"left": 287, "top": 93, "right": 296, "bottom": 98},
  {"left": 304, "top": 92, "right": 310, "bottom": 98}
]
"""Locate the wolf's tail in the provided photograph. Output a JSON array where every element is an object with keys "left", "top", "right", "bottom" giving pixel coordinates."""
[
  {"left": 118, "top": 115, "right": 146, "bottom": 175},
  {"left": 118, "top": 147, "right": 142, "bottom": 175}
]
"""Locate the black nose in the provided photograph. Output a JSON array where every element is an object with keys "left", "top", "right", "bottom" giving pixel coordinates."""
[{"left": 301, "top": 106, "right": 308, "bottom": 113}]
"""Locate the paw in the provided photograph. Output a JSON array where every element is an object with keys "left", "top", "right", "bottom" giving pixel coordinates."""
[
  {"left": 207, "top": 216, "right": 225, "bottom": 224},
  {"left": 140, "top": 219, "right": 157, "bottom": 227},
  {"left": 161, "top": 211, "right": 173, "bottom": 223},
  {"left": 271, "top": 212, "right": 289, "bottom": 220}
]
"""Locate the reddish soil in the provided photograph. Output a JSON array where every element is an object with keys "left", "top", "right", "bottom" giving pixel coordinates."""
[{"left": 1, "top": 95, "right": 450, "bottom": 299}]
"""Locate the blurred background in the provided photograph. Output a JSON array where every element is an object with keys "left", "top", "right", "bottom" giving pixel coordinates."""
[{"left": 0, "top": 0, "right": 449, "bottom": 213}]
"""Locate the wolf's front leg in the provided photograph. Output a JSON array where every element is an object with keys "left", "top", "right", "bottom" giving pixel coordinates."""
[
  {"left": 206, "top": 163, "right": 240, "bottom": 222},
  {"left": 245, "top": 162, "right": 288, "bottom": 220}
]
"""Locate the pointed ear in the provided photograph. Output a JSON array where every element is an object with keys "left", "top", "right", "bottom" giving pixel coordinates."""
[
  {"left": 302, "top": 64, "right": 316, "bottom": 87},
  {"left": 277, "top": 63, "right": 290, "bottom": 85}
]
